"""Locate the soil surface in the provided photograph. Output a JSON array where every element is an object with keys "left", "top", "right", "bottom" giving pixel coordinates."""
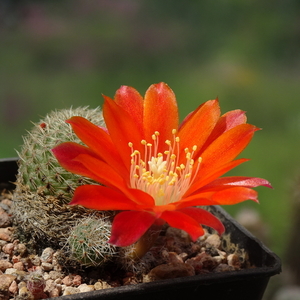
[{"left": 0, "top": 189, "right": 250, "bottom": 300}]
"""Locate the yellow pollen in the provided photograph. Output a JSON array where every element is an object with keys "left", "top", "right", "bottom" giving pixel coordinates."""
[{"left": 129, "top": 130, "right": 202, "bottom": 206}]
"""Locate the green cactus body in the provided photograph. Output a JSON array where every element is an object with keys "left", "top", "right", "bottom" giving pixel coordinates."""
[
  {"left": 68, "top": 216, "right": 116, "bottom": 266},
  {"left": 17, "top": 107, "right": 102, "bottom": 199},
  {"left": 13, "top": 107, "right": 116, "bottom": 266}
]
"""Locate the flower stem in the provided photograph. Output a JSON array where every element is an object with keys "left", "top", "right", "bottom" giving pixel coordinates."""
[{"left": 127, "top": 223, "right": 162, "bottom": 260}]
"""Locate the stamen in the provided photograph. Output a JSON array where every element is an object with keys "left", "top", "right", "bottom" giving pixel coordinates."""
[{"left": 129, "top": 130, "right": 202, "bottom": 206}]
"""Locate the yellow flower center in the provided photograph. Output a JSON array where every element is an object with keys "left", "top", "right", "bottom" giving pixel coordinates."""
[{"left": 129, "top": 129, "right": 202, "bottom": 206}]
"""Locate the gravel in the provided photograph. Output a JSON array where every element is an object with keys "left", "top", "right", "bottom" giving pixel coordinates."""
[{"left": 0, "top": 189, "right": 250, "bottom": 300}]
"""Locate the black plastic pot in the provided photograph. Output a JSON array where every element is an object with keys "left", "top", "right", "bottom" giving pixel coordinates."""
[{"left": 0, "top": 158, "right": 281, "bottom": 300}]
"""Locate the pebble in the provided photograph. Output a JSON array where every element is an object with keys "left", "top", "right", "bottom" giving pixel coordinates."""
[
  {"left": 13, "top": 262, "right": 24, "bottom": 271},
  {"left": 0, "top": 260, "right": 12, "bottom": 272},
  {"left": 94, "top": 281, "right": 112, "bottom": 290},
  {"left": 8, "top": 280, "right": 18, "bottom": 294},
  {"left": 30, "top": 255, "right": 41, "bottom": 266},
  {"left": 0, "top": 240, "right": 7, "bottom": 248},
  {"left": 62, "top": 275, "right": 73, "bottom": 286},
  {"left": 41, "top": 262, "right": 53, "bottom": 271},
  {"left": 205, "top": 234, "right": 221, "bottom": 249},
  {"left": 148, "top": 262, "right": 195, "bottom": 280},
  {"left": 18, "top": 281, "right": 26, "bottom": 289},
  {"left": 15, "top": 243, "right": 27, "bottom": 257},
  {"left": 0, "top": 212, "right": 11, "bottom": 228},
  {"left": 0, "top": 228, "right": 13, "bottom": 242},
  {"left": 49, "top": 270, "right": 64, "bottom": 280},
  {"left": 63, "top": 286, "right": 80, "bottom": 296},
  {"left": 19, "top": 286, "right": 35, "bottom": 300},
  {"left": 40, "top": 248, "right": 54, "bottom": 263},
  {"left": 72, "top": 275, "right": 82, "bottom": 286},
  {"left": 227, "top": 253, "right": 242, "bottom": 269},
  {"left": 49, "top": 286, "right": 61, "bottom": 298},
  {"left": 0, "top": 274, "right": 16, "bottom": 290},
  {"left": 12, "top": 255, "right": 20, "bottom": 264},
  {"left": 44, "top": 278, "right": 61, "bottom": 295},
  {"left": 52, "top": 251, "right": 63, "bottom": 271},
  {"left": 185, "top": 258, "right": 203, "bottom": 274},
  {"left": 2, "top": 243, "right": 14, "bottom": 256},
  {"left": 78, "top": 283, "right": 95, "bottom": 293},
  {"left": 168, "top": 252, "right": 184, "bottom": 264},
  {"left": 4, "top": 268, "right": 17, "bottom": 275}
]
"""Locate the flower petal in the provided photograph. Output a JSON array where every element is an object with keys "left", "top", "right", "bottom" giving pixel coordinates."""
[
  {"left": 211, "top": 186, "right": 259, "bottom": 204},
  {"left": 178, "top": 99, "right": 220, "bottom": 159},
  {"left": 160, "top": 210, "right": 205, "bottom": 241},
  {"left": 114, "top": 85, "right": 144, "bottom": 131},
  {"left": 200, "top": 109, "right": 247, "bottom": 153},
  {"left": 143, "top": 83, "right": 179, "bottom": 152},
  {"left": 200, "top": 176, "right": 272, "bottom": 192},
  {"left": 179, "top": 207, "right": 225, "bottom": 235},
  {"left": 186, "top": 158, "right": 250, "bottom": 196},
  {"left": 200, "top": 124, "right": 259, "bottom": 176},
  {"left": 52, "top": 142, "right": 102, "bottom": 181},
  {"left": 109, "top": 211, "right": 157, "bottom": 247},
  {"left": 73, "top": 153, "right": 130, "bottom": 192},
  {"left": 103, "top": 96, "right": 144, "bottom": 170},
  {"left": 70, "top": 185, "right": 139, "bottom": 210},
  {"left": 177, "top": 186, "right": 259, "bottom": 208},
  {"left": 71, "top": 154, "right": 155, "bottom": 207},
  {"left": 66, "top": 116, "right": 126, "bottom": 175}
]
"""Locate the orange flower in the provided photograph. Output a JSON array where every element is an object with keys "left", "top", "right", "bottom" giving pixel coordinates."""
[{"left": 52, "top": 83, "right": 271, "bottom": 247}]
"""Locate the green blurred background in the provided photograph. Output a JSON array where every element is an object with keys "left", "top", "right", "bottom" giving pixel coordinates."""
[{"left": 1, "top": 0, "right": 300, "bottom": 297}]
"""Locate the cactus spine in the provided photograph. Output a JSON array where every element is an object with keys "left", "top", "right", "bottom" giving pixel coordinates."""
[
  {"left": 13, "top": 107, "right": 116, "bottom": 266},
  {"left": 67, "top": 216, "right": 116, "bottom": 266}
]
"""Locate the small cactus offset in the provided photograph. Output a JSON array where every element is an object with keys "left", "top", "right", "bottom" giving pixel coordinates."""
[
  {"left": 67, "top": 216, "right": 116, "bottom": 266},
  {"left": 13, "top": 107, "right": 116, "bottom": 266}
]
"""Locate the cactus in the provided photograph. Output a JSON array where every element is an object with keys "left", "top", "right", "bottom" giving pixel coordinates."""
[
  {"left": 16, "top": 106, "right": 103, "bottom": 199},
  {"left": 67, "top": 216, "right": 116, "bottom": 266},
  {"left": 13, "top": 107, "right": 116, "bottom": 266}
]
